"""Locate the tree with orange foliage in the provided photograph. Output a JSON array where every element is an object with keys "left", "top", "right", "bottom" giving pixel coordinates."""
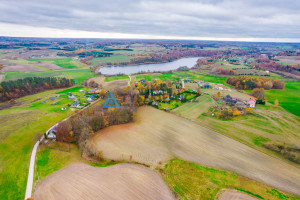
[{"left": 233, "top": 110, "right": 241, "bottom": 116}]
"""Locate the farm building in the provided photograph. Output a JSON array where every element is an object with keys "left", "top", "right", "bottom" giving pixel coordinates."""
[
  {"left": 71, "top": 101, "right": 80, "bottom": 108},
  {"left": 152, "top": 101, "right": 158, "bottom": 106},
  {"left": 198, "top": 80, "right": 204, "bottom": 86},
  {"left": 202, "top": 83, "right": 210, "bottom": 89},
  {"left": 47, "top": 130, "right": 56, "bottom": 139},
  {"left": 61, "top": 107, "right": 66, "bottom": 111},
  {"left": 224, "top": 95, "right": 237, "bottom": 105},
  {"left": 87, "top": 94, "right": 97, "bottom": 102},
  {"left": 248, "top": 98, "right": 256, "bottom": 108},
  {"left": 49, "top": 97, "right": 55, "bottom": 101},
  {"left": 90, "top": 89, "right": 97, "bottom": 93},
  {"left": 68, "top": 93, "right": 76, "bottom": 99}
]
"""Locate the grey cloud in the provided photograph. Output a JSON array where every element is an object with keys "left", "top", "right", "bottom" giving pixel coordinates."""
[{"left": 0, "top": 0, "right": 299, "bottom": 39}]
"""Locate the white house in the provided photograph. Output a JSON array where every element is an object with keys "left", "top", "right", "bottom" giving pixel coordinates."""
[
  {"left": 61, "top": 107, "right": 66, "bottom": 111},
  {"left": 47, "top": 130, "right": 56, "bottom": 139}
]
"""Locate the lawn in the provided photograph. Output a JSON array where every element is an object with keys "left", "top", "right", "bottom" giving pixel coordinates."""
[
  {"left": 158, "top": 100, "right": 183, "bottom": 110},
  {"left": 27, "top": 58, "right": 86, "bottom": 69},
  {"left": 265, "top": 82, "right": 300, "bottom": 117},
  {"left": 4, "top": 69, "right": 96, "bottom": 84},
  {"left": 0, "top": 89, "right": 76, "bottom": 200},
  {"left": 163, "top": 159, "right": 300, "bottom": 200},
  {"left": 92, "top": 55, "right": 131, "bottom": 65}
]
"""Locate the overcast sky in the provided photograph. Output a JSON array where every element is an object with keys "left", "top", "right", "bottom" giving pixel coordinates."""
[{"left": 0, "top": 0, "right": 300, "bottom": 42}]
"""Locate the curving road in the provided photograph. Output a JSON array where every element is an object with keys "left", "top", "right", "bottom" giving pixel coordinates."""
[{"left": 24, "top": 97, "right": 103, "bottom": 199}]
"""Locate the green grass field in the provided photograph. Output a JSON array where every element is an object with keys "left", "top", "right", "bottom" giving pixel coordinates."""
[
  {"left": 27, "top": 58, "right": 86, "bottom": 69},
  {"left": 175, "top": 99, "right": 300, "bottom": 166},
  {"left": 0, "top": 89, "right": 77, "bottom": 200},
  {"left": 92, "top": 55, "right": 131, "bottom": 65},
  {"left": 34, "top": 143, "right": 117, "bottom": 186},
  {"left": 104, "top": 72, "right": 228, "bottom": 84},
  {"left": 174, "top": 95, "right": 212, "bottom": 119},
  {"left": 4, "top": 69, "right": 96, "bottom": 84},
  {"left": 56, "top": 86, "right": 85, "bottom": 94},
  {"left": 163, "top": 159, "right": 300, "bottom": 200},
  {"left": 104, "top": 75, "right": 129, "bottom": 82},
  {"left": 265, "top": 82, "right": 300, "bottom": 117},
  {"left": 34, "top": 144, "right": 85, "bottom": 184}
]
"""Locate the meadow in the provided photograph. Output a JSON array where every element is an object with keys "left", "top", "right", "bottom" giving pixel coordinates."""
[
  {"left": 163, "top": 159, "right": 300, "bottom": 200},
  {"left": 0, "top": 88, "right": 77, "bottom": 200},
  {"left": 27, "top": 58, "right": 86, "bottom": 69},
  {"left": 264, "top": 81, "right": 300, "bottom": 117},
  {"left": 175, "top": 98, "right": 300, "bottom": 166},
  {"left": 104, "top": 71, "right": 228, "bottom": 84},
  {"left": 4, "top": 69, "right": 96, "bottom": 84}
]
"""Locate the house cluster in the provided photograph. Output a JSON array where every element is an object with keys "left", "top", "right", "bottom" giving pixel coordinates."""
[
  {"left": 223, "top": 94, "right": 256, "bottom": 108},
  {"left": 198, "top": 80, "right": 210, "bottom": 89}
]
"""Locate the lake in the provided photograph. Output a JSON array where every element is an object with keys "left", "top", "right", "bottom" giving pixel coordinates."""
[{"left": 99, "top": 57, "right": 200, "bottom": 75}]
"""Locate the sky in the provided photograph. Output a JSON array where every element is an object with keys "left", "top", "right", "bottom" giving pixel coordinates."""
[{"left": 0, "top": 0, "right": 300, "bottom": 42}]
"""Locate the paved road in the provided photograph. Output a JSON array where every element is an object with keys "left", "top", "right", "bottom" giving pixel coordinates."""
[
  {"left": 24, "top": 136, "right": 43, "bottom": 199},
  {"left": 24, "top": 125, "right": 54, "bottom": 199}
]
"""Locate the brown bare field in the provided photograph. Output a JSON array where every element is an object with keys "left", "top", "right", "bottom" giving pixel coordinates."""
[
  {"left": 217, "top": 190, "right": 258, "bottom": 200},
  {"left": 91, "top": 106, "right": 300, "bottom": 196},
  {"left": 37, "top": 63, "right": 62, "bottom": 70},
  {"left": 2, "top": 64, "right": 42, "bottom": 72},
  {"left": 88, "top": 76, "right": 128, "bottom": 90},
  {"left": 33, "top": 162, "right": 174, "bottom": 200}
]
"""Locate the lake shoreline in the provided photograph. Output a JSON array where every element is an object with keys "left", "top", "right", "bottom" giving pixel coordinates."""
[{"left": 98, "top": 56, "right": 202, "bottom": 75}]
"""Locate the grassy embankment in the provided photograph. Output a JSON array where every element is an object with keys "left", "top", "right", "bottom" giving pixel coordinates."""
[{"left": 163, "top": 159, "right": 300, "bottom": 200}]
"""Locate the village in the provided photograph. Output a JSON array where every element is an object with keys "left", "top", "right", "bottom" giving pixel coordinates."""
[
  {"left": 38, "top": 86, "right": 106, "bottom": 112},
  {"left": 131, "top": 77, "right": 257, "bottom": 117}
]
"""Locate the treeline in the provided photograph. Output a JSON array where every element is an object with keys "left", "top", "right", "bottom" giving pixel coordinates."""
[
  {"left": 252, "top": 58, "right": 300, "bottom": 75},
  {"left": 0, "top": 77, "right": 74, "bottom": 102},
  {"left": 55, "top": 88, "right": 138, "bottom": 155},
  {"left": 57, "top": 50, "right": 113, "bottom": 58},
  {"left": 226, "top": 76, "right": 285, "bottom": 90},
  {"left": 215, "top": 68, "right": 237, "bottom": 75}
]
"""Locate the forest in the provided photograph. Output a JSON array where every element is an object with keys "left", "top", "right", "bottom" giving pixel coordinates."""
[
  {"left": 0, "top": 77, "right": 74, "bottom": 102},
  {"left": 226, "top": 76, "right": 285, "bottom": 90}
]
